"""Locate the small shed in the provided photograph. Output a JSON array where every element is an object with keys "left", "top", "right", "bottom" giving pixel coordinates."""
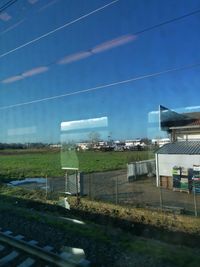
[
  {"left": 127, "top": 159, "right": 156, "bottom": 181},
  {"left": 155, "top": 141, "right": 200, "bottom": 188}
]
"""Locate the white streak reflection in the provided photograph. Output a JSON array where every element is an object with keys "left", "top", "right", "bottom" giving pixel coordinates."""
[
  {"left": 8, "top": 126, "right": 37, "bottom": 136},
  {"left": 58, "top": 51, "right": 91, "bottom": 65},
  {"left": 0, "top": 12, "right": 12, "bottom": 22},
  {"left": 92, "top": 35, "right": 136, "bottom": 54},
  {"left": 61, "top": 117, "right": 108, "bottom": 131}
]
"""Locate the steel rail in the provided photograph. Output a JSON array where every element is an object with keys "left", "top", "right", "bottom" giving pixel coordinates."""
[{"left": 0, "top": 230, "right": 78, "bottom": 267}]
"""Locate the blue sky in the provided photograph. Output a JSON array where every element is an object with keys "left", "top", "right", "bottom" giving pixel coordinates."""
[{"left": 0, "top": 0, "right": 200, "bottom": 143}]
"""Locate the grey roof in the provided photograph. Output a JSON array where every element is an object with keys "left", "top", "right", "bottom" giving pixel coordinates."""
[{"left": 156, "top": 141, "right": 200, "bottom": 155}]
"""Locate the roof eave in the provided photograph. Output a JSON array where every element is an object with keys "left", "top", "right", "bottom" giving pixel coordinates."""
[{"left": 169, "top": 125, "right": 200, "bottom": 130}]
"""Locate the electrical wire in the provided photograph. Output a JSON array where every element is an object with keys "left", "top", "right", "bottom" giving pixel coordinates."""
[
  {"left": 0, "top": 0, "right": 18, "bottom": 14},
  {"left": 0, "top": 34, "right": 134, "bottom": 83},
  {"left": 1, "top": 4, "right": 200, "bottom": 82},
  {"left": 0, "top": 2, "right": 200, "bottom": 59},
  {"left": 0, "top": 18, "right": 25, "bottom": 35},
  {"left": 0, "top": 0, "right": 119, "bottom": 59},
  {"left": 0, "top": 2, "right": 200, "bottom": 111},
  {"left": 0, "top": 62, "right": 200, "bottom": 110},
  {"left": 134, "top": 8, "right": 200, "bottom": 36}
]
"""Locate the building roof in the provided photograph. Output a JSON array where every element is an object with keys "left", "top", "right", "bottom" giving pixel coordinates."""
[
  {"left": 185, "top": 112, "right": 200, "bottom": 119},
  {"left": 169, "top": 117, "right": 200, "bottom": 129},
  {"left": 186, "top": 118, "right": 200, "bottom": 126},
  {"left": 156, "top": 141, "right": 200, "bottom": 155},
  {"left": 159, "top": 106, "right": 200, "bottom": 130}
]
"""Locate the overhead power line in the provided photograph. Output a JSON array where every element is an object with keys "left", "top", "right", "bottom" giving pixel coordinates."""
[
  {"left": 134, "top": 8, "right": 200, "bottom": 36},
  {"left": 0, "top": 0, "right": 119, "bottom": 59},
  {"left": 2, "top": 5, "right": 200, "bottom": 82},
  {"left": 2, "top": 2, "right": 200, "bottom": 60},
  {"left": 0, "top": 62, "right": 200, "bottom": 110},
  {"left": 0, "top": 0, "right": 18, "bottom": 14}
]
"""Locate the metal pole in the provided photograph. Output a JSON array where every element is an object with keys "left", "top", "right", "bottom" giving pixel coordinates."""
[
  {"left": 159, "top": 185, "right": 163, "bottom": 211},
  {"left": 45, "top": 174, "right": 48, "bottom": 199},
  {"left": 89, "top": 174, "right": 91, "bottom": 200},
  {"left": 156, "top": 153, "right": 163, "bottom": 210},
  {"left": 76, "top": 170, "right": 80, "bottom": 205},
  {"left": 88, "top": 174, "right": 91, "bottom": 199},
  {"left": 193, "top": 182, "right": 198, "bottom": 216},
  {"left": 134, "top": 162, "right": 137, "bottom": 180},
  {"left": 115, "top": 176, "right": 118, "bottom": 205},
  {"left": 65, "top": 171, "right": 68, "bottom": 193}
]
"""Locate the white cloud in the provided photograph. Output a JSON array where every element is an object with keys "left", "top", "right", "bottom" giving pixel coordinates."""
[{"left": 185, "top": 106, "right": 200, "bottom": 110}]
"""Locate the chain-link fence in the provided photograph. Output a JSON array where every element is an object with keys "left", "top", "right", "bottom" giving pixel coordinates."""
[
  {"left": 81, "top": 168, "right": 200, "bottom": 216},
  {"left": 22, "top": 162, "right": 200, "bottom": 216},
  {"left": 46, "top": 172, "right": 81, "bottom": 197}
]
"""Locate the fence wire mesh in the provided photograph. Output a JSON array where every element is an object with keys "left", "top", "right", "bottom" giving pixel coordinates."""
[
  {"left": 81, "top": 170, "right": 200, "bottom": 215},
  {"left": 43, "top": 163, "right": 200, "bottom": 216}
]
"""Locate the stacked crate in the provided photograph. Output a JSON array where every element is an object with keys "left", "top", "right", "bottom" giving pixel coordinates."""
[
  {"left": 188, "top": 168, "right": 193, "bottom": 192},
  {"left": 172, "top": 166, "right": 191, "bottom": 193},
  {"left": 193, "top": 165, "right": 200, "bottom": 194},
  {"left": 180, "top": 168, "right": 189, "bottom": 191},
  {"left": 172, "top": 166, "right": 181, "bottom": 189}
]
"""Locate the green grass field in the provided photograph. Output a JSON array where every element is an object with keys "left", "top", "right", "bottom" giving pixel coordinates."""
[{"left": 0, "top": 149, "right": 154, "bottom": 181}]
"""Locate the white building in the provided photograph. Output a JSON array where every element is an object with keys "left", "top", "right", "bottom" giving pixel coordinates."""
[
  {"left": 152, "top": 138, "right": 170, "bottom": 147},
  {"left": 125, "top": 139, "right": 147, "bottom": 149},
  {"left": 155, "top": 141, "right": 200, "bottom": 187},
  {"left": 155, "top": 106, "right": 200, "bottom": 189},
  {"left": 77, "top": 143, "right": 89, "bottom": 151}
]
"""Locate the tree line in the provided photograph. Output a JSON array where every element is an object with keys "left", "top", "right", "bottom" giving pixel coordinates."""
[{"left": 0, "top": 143, "right": 50, "bottom": 149}]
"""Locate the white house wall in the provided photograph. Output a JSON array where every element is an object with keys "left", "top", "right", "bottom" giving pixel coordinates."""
[
  {"left": 184, "top": 134, "right": 200, "bottom": 140},
  {"left": 177, "top": 134, "right": 200, "bottom": 140},
  {"left": 158, "top": 154, "right": 200, "bottom": 177}
]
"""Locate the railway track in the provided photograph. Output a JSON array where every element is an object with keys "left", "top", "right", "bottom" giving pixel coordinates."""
[{"left": 0, "top": 228, "right": 90, "bottom": 267}]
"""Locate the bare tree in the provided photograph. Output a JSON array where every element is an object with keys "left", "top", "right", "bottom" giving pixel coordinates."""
[{"left": 88, "top": 131, "right": 101, "bottom": 145}]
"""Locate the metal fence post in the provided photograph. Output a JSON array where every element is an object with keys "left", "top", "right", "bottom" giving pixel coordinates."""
[
  {"left": 159, "top": 185, "right": 163, "bottom": 211},
  {"left": 89, "top": 174, "right": 92, "bottom": 200},
  {"left": 79, "top": 172, "right": 84, "bottom": 197},
  {"left": 76, "top": 171, "right": 79, "bottom": 202},
  {"left": 65, "top": 171, "right": 69, "bottom": 193},
  {"left": 45, "top": 174, "right": 48, "bottom": 199},
  {"left": 115, "top": 176, "right": 119, "bottom": 205},
  {"left": 134, "top": 162, "right": 137, "bottom": 180},
  {"left": 193, "top": 183, "right": 198, "bottom": 216}
]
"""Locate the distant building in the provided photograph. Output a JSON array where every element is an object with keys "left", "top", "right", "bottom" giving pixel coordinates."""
[
  {"left": 152, "top": 138, "right": 170, "bottom": 147},
  {"left": 155, "top": 106, "right": 200, "bottom": 190},
  {"left": 155, "top": 141, "right": 200, "bottom": 188},
  {"left": 76, "top": 143, "right": 89, "bottom": 151},
  {"left": 125, "top": 139, "right": 147, "bottom": 149},
  {"left": 168, "top": 112, "right": 200, "bottom": 141},
  {"left": 50, "top": 144, "right": 62, "bottom": 148}
]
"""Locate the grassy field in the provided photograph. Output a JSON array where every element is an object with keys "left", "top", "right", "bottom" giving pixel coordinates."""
[{"left": 0, "top": 149, "right": 153, "bottom": 181}]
